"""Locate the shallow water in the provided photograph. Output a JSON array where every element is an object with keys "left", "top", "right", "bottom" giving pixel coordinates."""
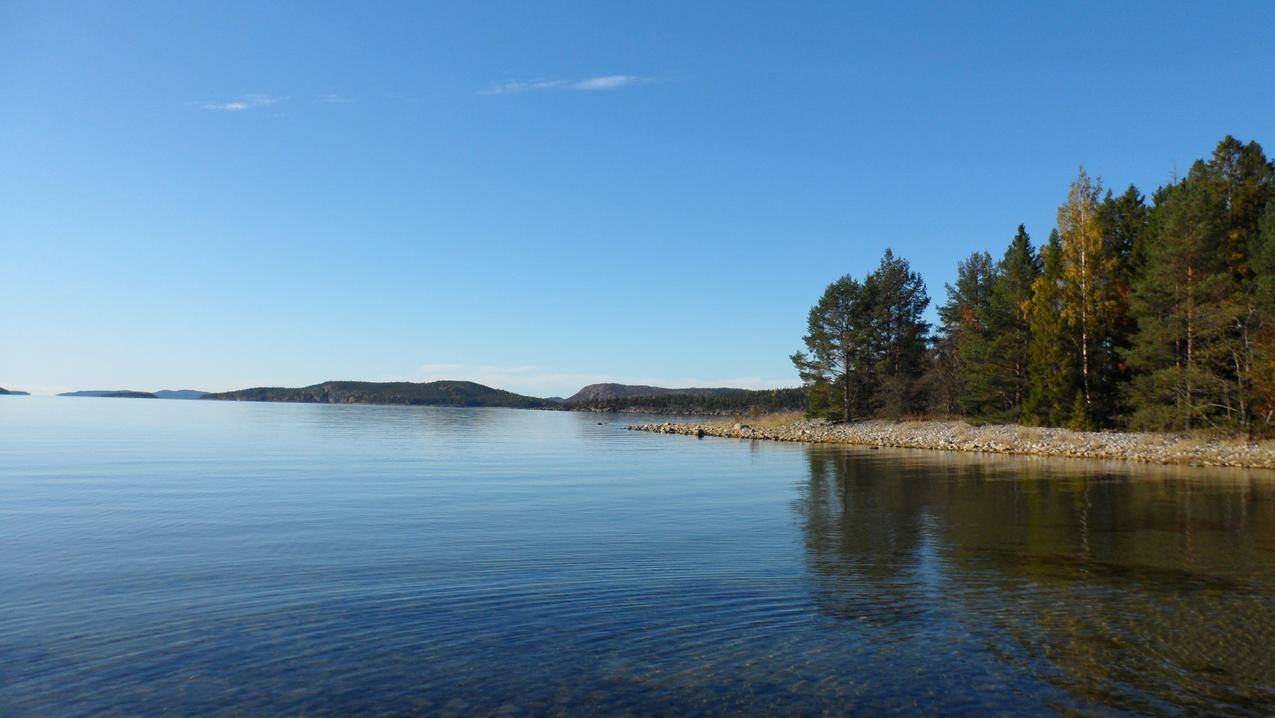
[{"left": 2, "top": 397, "right": 1274, "bottom": 716}]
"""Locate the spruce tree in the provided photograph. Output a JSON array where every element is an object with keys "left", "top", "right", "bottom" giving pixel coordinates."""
[
  {"left": 1024, "top": 230, "right": 1077, "bottom": 425},
  {"left": 864, "top": 250, "right": 931, "bottom": 418},
  {"left": 984, "top": 225, "right": 1042, "bottom": 420},
  {"left": 1096, "top": 185, "right": 1147, "bottom": 422},
  {"left": 938, "top": 251, "right": 996, "bottom": 417}
]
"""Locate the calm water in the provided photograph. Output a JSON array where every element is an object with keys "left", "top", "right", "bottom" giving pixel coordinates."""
[{"left": 2, "top": 398, "right": 1274, "bottom": 716}]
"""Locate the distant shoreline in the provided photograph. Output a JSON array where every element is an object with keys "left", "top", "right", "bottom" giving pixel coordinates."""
[
  {"left": 629, "top": 417, "right": 1275, "bottom": 470},
  {"left": 200, "top": 380, "right": 804, "bottom": 414}
]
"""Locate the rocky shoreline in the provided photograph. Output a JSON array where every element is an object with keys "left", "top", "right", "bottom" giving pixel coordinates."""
[{"left": 628, "top": 418, "right": 1275, "bottom": 470}]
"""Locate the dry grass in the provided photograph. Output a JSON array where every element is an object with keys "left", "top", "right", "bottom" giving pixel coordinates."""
[{"left": 720, "top": 411, "right": 807, "bottom": 429}]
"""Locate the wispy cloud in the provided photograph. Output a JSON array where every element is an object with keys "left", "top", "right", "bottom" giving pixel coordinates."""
[
  {"left": 571, "top": 75, "right": 643, "bottom": 91},
  {"left": 318, "top": 93, "right": 354, "bottom": 104},
  {"left": 478, "top": 79, "right": 566, "bottom": 95},
  {"left": 201, "top": 94, "right": 287, "bottom": 111},
  {"left": 479, "top": 74, "right": 648, "bottom": 96}
]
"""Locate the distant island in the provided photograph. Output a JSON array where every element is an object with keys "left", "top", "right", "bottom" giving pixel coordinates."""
[
  {"left": 200, "top": 380, "right": 804, "bottom": 415},
  {"left": 59, "top": 390, "right": 158, "bottom": 399},
  {"left": 203, "top": 380, "right": 556, "bottom": 409},
  {"left": 0, "top": 387, "right": 31, "bottom": 396},
  {"left": 58, "top": 389, "right": 207, "bottom": 399}
]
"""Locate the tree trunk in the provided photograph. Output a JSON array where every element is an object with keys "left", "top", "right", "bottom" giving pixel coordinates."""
[
  {"left": 843, "top": 346, "right": 851, "bottom": 423},
  {"left": 1079, "top": 243, "right": 1091, "bottom": 407}
]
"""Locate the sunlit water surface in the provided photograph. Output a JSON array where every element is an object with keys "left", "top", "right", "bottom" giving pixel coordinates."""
[{"left": 2, "top": 397, "right": 1274, "bottom": 716}]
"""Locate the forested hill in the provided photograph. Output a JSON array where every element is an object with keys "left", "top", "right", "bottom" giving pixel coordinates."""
[
  {"left": 566, "top": 383, "right": 767, "bottom": 402},
  {"left": 202, "top": 381, "right": 555, "bottom": 409},
  {"left": 58, "top": 390, "right": 157, "bottom": 398},
  {"left": 0, "top": 387, "right": 31, "bottom": 395},
  {"left": 565, "top": 384, "right": 806, "bottom": 415}
]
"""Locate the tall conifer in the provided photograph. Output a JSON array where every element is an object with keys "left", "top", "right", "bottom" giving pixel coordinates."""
[
  {"left": 1024, "top": 230, "right": 1076, "bottom": 425},
  {"left": 985, "top": 226, "right": 1042, "bottom": 419}
]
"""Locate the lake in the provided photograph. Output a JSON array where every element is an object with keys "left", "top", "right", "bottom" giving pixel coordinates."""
[{"left": 2, "top": 397, "right": 1274, "bottom": 716}]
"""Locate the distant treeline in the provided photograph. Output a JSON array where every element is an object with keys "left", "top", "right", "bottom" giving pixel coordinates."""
[
  {"left": 566, "top": 388, "right": 807, "bottom": 415},
  {"left": 204, "top": 380, "right": 806, "bottom": 415},
  {"left": 794, "top": 135, "right": 1275, "bottom": 436},
  {"left": 205, "top": 381, "right": 554, "bottom": 408}
]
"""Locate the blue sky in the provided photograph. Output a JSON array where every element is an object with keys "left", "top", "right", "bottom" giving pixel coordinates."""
[{"left": 3, "top": 1, "right": 1274, "bottom": 396}]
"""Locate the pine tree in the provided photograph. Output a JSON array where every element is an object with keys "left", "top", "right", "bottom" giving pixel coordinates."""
[
  {"left": 1127, "top": 138, "right": 1275, "bottom": 432},
  {"left": 1211, "top": 137, "right": 1275, "bottom": 435},
  {"left": 791, "top": 276, "right": 874, "bottom": 422},
  {"left": 1127, "top": 164, "right": 1230, "bottom": 429},
  {"left": 1253, "top": 203, "right": 1275, "bottom": 429}
]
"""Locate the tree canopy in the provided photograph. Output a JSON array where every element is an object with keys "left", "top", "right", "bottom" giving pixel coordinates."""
[{"left": 797, "top": 135, "right": 1275, "bottom": 436}]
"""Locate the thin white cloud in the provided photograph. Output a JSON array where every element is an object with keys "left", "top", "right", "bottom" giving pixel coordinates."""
[
  {"left": 478, "top": 78, "right": 567, "bottom": 96},
  {"left": 479, "top": 74, "right": 648, "bottom": 96},
  {"left": 319, "top": 93, "right": 354, "bottom": 104},
  {"left": 571, "top": 75, "right": 642, "bottom": 91},
  {"left": 201, "top": 94, "right": 287, "bottom": 111}
]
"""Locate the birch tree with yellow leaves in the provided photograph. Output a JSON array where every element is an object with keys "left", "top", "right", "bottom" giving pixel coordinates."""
[{"left": 1055, "top": 169, "right": 1125, "bottom": 428}]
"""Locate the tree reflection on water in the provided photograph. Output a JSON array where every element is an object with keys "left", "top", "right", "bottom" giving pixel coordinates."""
[{"left": 797, "top": 446, "right": 1275, "bottom": 714}]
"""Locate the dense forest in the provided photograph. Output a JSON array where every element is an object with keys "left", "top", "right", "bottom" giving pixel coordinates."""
[
  {"left": 565, "top": 387, "right": 807, "bottom": 415},
  {"left": 794, "top": 136, "right": 1275, "bottom": 436}
]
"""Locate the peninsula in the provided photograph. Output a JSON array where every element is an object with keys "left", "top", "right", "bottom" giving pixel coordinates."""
[{"left": 630, "top": 417, "right": 1275, "bottom": 470}]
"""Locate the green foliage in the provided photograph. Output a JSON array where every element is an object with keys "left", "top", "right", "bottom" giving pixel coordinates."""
[
  {"left": 1125, "top": 137, "right": 1275, "bottom": 433},
  {"left": 1054, "top": 168, "right": 1129, "bottom": 426},
  {"left": 984, "top": 226, "right": 1042, "bottom": 420},
  {"left": 866, "top": 250, "right": 932, "bottom": 417},
  {"left": 785, "top": 135, "right": 1275, "bottom": 436},
  {"left": 938, "top": 251, "right": 996, "bottom": 416},
  {"left": 1067, "top": 393, "right": 1095, "bottom": 431},
  {"left": 793, "top": 250, "right": 929, "bottom": 421},
  {"left": 1023, "top": 231, "right": 1078, "bottom": 426},
  {"left": 792, "top": 275, "right": 875, "bottom": 421},
  {"left": 1254, "top": 203, "right": 1275, "bottom": 427},
  {"left": 938, "top": 227, "right": 1043, "bottom": 423},
  {"left": 570, "top": 388, "right": 807, "bottom": 415}
]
